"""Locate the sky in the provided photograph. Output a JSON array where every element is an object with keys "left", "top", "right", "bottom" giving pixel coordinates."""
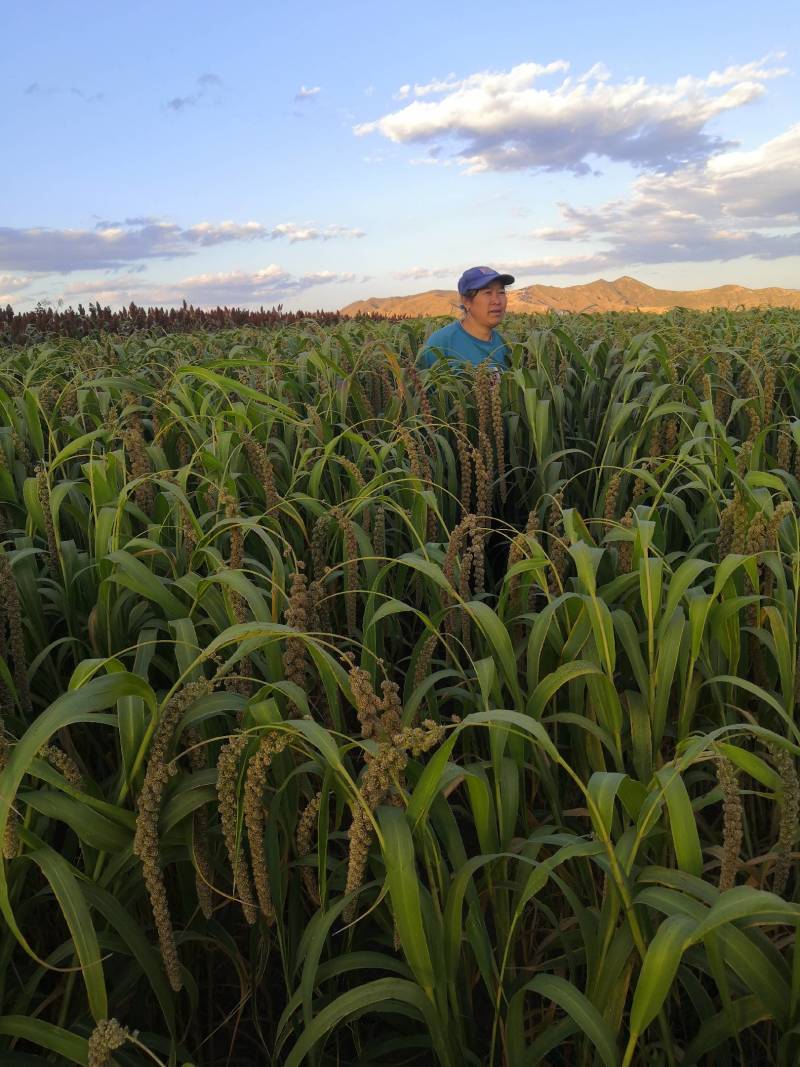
[{"left": 2, "top": 0, "right": 799, "bottom": 311}]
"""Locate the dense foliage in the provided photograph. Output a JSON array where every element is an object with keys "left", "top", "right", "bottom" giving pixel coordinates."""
[
  {"left": 0, "top": 301, "right": 381, "bottom": 345},
  {"left": 0, "top": 308, "right": 799, "bottom": 1065}
]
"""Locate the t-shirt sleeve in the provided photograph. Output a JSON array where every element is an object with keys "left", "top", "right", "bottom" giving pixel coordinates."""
[{"left": 418, "top": 328, "right": 446, "bottom": 368}]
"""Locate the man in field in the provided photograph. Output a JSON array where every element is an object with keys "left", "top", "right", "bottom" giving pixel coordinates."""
[{"left": 418, "top": 266, "right": 514, "bottom": 370}]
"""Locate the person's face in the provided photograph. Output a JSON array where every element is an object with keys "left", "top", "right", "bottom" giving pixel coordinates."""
[{"left": 464, "top": 281, "right": 508, "bottom": 330}]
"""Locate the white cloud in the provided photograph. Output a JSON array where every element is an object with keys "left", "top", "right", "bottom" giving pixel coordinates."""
[
  {"left": 393, "top": 123, "right": 800, "bottom": 281},
  {"left": 301, "top": 270, "right": 356, "bottom": 285},
  {"left": 0, "top": 274, "right": 33, "bottom": 293},
  {"left": 0, "top": 275, "right": 35, "bottom": 304},
  {"left": 393, "top": 256, "right": 614, "bottom": 282},
  {"left": 355, "top": 56, "right": 789, "bottom": 175},
  {"left": 269, "top": 222, "right": 365, "bottom": 243},
  {"left": 395, "top": 74, "right": 458, "bottom": 99},
  {"left": 396, "top": 62, "right": 568, "bottom": 102},
  {"left": 526, "top": 123, "right": 800, "bottom": 271},
  {"left": 184, "top": 221, "right": 269, "bottom": 244},
  {"left": 49, "top": 265, "right": 357, "bottom": 309},
  {"left": 296, "top": 85, "right": 321, "bottom": 101},
  {"left": 409, "top": 156, "right": 453, "bottom": 167},
  {"left": 504, "top": 254, "right": 614, "bottom": 278},
  {"left": 705, "top": 55, "right": 788, "bottom": 87},
  {"left": 0, "top": 218, "right": 365, "bottom": 272},
  {"left": 392, "top": 266, "right": 453, "bottom": 280}
]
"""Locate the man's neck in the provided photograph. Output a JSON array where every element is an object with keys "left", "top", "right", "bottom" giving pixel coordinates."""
[{"left": 460, "top": 316, "right": 492, "bottom": 342}]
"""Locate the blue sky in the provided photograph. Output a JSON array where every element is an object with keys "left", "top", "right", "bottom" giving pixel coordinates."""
[{"left": 2, "top": 0, "right": 798, "bottom": 310}]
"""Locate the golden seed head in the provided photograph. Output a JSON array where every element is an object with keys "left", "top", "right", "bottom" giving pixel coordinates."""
[
  {"left": 618, "top": 508, "right": 634, "bottom": 574},
  {"left": 379, "top": 679, "right": 403, "bottom": 737},
  {"left": 133, "top": 680, "right": 212, "bottom": 990},
  {"left": 745, "top": 510, "right": 769, "bottom": 555},
  {"left": 729, "top": 494, "right": 750, "bottom": 555},
  {"left": 217, "top": 733, "right": 258, "bottom": 925},
  {"left": 456, "top": 403, "right": 473, "bottom": 516},
  {"left": 183, "top": 726, "right": 214, "bottom": 919},
  {"left": 343, "top": 718, "right": 444, "bottom": 921},
  {"left": 473, "top": 437, "right": 492, "bottom": 524},
  {"left": 716, "top": 501, "right": 736, "bottom": 560},
  {"left": 344, "top": 656, "right": 383, "bottom": 739},
  {"left": 296, "top": 790, "right": 322, "bottom": 905},
  {"left": 715, "top": 756, "right": 743, "bottom": 893},
  {"left": 491, "top": 375, "right": 506, "bottom": 502},
  {"left": 181, "top": 504, "right": 198, "bottom": 559},
  {"left": 776, "top": 430, "right": 791, "bottom": 472},
  {"left": 244, "top": 730, "right": 291, "bottom": 922},
  {"left": 38, "top": 744, "right": 83, "bottom": 789},
  {"left": 0, "top": 553, "right": 32, "bottom": 717},
  {"left": 664, "top": 415, "right": 678, "bottom": 452},
  {"left": 0, "top": 716, "right": 19, "bottom": 858},
  {"left": 769, "top": 501, "right": 794, "bottom": 547},
  {"left": 333, "top": 506, "right": 359, "bottom": 635},
  {"left": 243, "top": 434, "right": 280, "bottom": 512},
  {"left": 546, "top": 492, "right": 568, "bottom": 590},
  {"left": 373, "top": 504, "right": 386, "bottom": 560},
  {"left": 413, "top": 633, "right": 438, "bottom": 691},
  {"left": 87, "top": 1019, "right": 132, "bottom": 1067},
  {"left": 604, "top": 473, "right": 622, "bottom": 524},
  {"left": 648, "top": 419, "right": 664, "bottom": 460},
  {"left": 121, "top": 401, "right": 154, "bottom": 512},
  {"left": 312, "top": 514, "right": 330, "bottom": 582},
  {"left": 769, "top": 744, "right": 799, "bottom": 896}
]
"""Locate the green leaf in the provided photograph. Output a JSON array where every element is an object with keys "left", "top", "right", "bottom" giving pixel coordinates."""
[
  {"left": 0, "top": 1017, "right": 88, "bottom": 1065},
  {"left": 0, "top": 672, "right": 155, "bottom": 971},
  {"left": 703, "top": 675, "right": 800, "bottom": 741},
  {"left": 283, "top": 978, "right": 447, "bottom": 1067},
  {"left": 587, "top": 772, "right": 628, "bottom": 837},
  {"left": 652, "top": 608, "right": 684, "bottom": 747},
  {"left": 682, "top": 996, "right": 769, "bottom": 1065},
  {"left": 508, "top": 974, "right": 620, "bottom": 1067},
  {"left": 107, "top": 549, "right": 186, "bottom": 619},
  {"left": 629, "top": 914, "right": 695, "bottom": 1039},
  {"left": 569, "top": 541, "right": 604, "bottom": 596},
  {"left": 655, "top": 767, "right": 703, "bottom": 877},
  {"left": 18, "top": 790, "right": 130, "bottom": 852},
  {"left": 19, "top": 832, "right": 107, "bottom": 1021},
  {"left": 715, "top": 743, "right": 783, "bottom": 792},
  {"left": 527, "top": 660, "right": 605, "bottom": 720},
  {"left": 691, "top": 886, "right": 800, "bottom": 941},
  {"left": 83, "top": 880, "right": 176, "bottom": 1033},
  {"left": 378, "top": 805, "right": 436, "bottom": 999},
  {"left": 463, "top": 600, "right": 521, "bottom": 704}
]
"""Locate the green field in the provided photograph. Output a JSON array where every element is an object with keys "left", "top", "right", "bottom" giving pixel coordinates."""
[{"left": 0, "top": 308, "right": 799, "bottom": 1065}]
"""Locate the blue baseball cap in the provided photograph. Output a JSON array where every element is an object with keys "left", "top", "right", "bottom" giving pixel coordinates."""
[{"left": 457, "top": 266, "right": 515, "bottom": 296}]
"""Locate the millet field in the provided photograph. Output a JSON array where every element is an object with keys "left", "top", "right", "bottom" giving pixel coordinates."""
[{"left": 0, "top": 307, "right": 799, "bottom": 1066}]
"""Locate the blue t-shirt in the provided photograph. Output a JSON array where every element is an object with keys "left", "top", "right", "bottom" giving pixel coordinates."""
[{"left": 418, "top": 320, "right": 510, "bottom": 369}]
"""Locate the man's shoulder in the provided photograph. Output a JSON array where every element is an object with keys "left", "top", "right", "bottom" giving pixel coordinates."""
[
  {"left": 419, "top": 320, "right": 463, "bottom": 366},
  {"left": 425, "top": 320, "right": 461, "bottom": 346}
]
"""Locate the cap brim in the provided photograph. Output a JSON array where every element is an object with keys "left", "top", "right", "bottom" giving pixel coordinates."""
[{"left": 472, "top": 272, "right": 514, "bottom": 290}]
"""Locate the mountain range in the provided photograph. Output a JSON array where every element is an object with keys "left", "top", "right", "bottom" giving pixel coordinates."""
[{"left": 340, "top": 275, "right": 800, "bottom": 317}]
